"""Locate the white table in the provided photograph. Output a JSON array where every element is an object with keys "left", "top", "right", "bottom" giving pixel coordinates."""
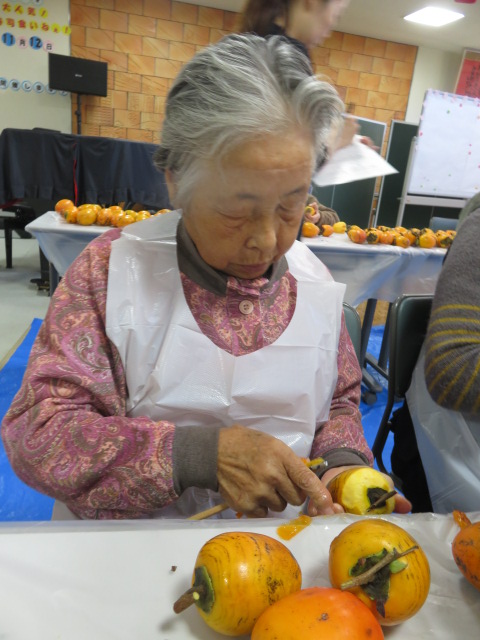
[
  {"left": 26, "top": 211, "right": 110, "bottom": 279},
  {"left": 0, "top": 513, "right": 478, "bottom": 639},
  {"left": 27, "top": 214, "right": 447, "bottom": 305},
  {"left": 303, "top": 234, "right": 447, "bottom": 400},
  {"left": 302, "top": 234, "right": 446, "bottom": 308}
]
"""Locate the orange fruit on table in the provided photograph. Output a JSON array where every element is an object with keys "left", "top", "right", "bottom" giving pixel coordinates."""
[
  {"left": 251, "top": 587, "right": 384, "bottom": 640},
  {"left": 55, "top": 198, "right": 75, "bottom": 216},
  {"left": 174, "top": 531, "right": 302, "bottom": 637},
  {"left": 392, "top": 234, "right": 410, "bottom": 248},
  {"left": 365, "top": 228, "right": 380, "bottom": 244},
  {"left": 302, "top": 221, "right": 320, "bottom": 237},
  {"left": 64, "top": 207, "right": 78, "bottom": 224},
  {"left": 332, "top": 221, "right": 347, "bottom": 233},
  {"left": 329, "top": 518, "right": 430, "bottom": 626},
  {"left": 96, "top": 207, "right": 112, "bottom": 226},
  {"left": 76, "top": 206, "right": 97, "bottom": 226},
  {"left": 320, "top": 223, "right": 334, "bottom": 237},
  {"left": 416, "top": 232, "right": 436, "bottom": 249},
  {"left": 403, "top": 229, "right": 419, "bottom": 245},
  {"left": 452, "top": 510, "right": 480, "bottom": 591},
  {"left": 135, "top": 210, "right": 151, "bottom": 221},
  {"left": 378, "top": 230, "right": 394, "bottom": 245},
  {"left": 110, "top": 208, "right": 125, "bottom": 227},
  {"left": 115, "top": 210, "right": 136, "bottom": 227},
  {"left": 154, "top": 208, "right": 171, "bottom": 215}
]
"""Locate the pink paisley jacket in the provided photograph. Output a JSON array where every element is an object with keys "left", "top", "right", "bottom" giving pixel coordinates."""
[{"left": 1, "top": 229, "right": 372, "bottom": 519}]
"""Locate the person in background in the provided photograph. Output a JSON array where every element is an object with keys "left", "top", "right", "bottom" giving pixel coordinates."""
[
  {"left": 240, "top": 0, "right": 362, "bottom": 155},
  {"left": 1, "top": 35, "right": 409, "bottom": 520},
  {"left": 392, "top": 195, "right": 480, "bottom": 513}
]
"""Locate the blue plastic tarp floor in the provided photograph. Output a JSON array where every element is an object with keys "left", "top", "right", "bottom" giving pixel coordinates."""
[{"left": 0, "top": 322, "right": 394, "bottom": 522}]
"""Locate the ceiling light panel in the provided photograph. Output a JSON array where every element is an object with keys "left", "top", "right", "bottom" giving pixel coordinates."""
[{"left": 404, "top": 7, "right": 465, "bottom": 26}]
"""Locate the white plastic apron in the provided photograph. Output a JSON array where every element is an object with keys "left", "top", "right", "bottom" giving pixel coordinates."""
[
  {"left": 105, "top": 211, "right": 345, "bottom": 518},
  {"left": 407, "top": 346, "right": 480, "bottom": 513}
]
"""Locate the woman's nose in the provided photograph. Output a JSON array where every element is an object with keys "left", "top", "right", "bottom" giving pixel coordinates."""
[{"left": 247, "top": 216, "right": 277, "bottom": 251}]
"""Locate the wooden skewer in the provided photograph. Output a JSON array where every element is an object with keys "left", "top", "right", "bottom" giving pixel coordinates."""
[{"left": 187, "top": 502, "right": 230, "bottom": 521}]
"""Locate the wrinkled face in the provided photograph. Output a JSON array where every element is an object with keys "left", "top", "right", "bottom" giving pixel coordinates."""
[
  {"left": 177, "top": 130, "right": 314, "bottom": 280},
  {"left": 299, "top": 0, "right": 350, "bottom": 48}
]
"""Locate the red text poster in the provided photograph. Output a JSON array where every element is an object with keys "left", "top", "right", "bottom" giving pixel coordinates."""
[{"left": 456, "top": 50, "right": 480, "bottom": 98}]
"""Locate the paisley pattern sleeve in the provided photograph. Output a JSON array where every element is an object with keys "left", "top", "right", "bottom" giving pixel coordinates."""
[
  {"left": 310, "top": 314, "right": 374, "bottom": 466},
  {"left": 1, "top": 230, "right": 178, "bottom": 519}
]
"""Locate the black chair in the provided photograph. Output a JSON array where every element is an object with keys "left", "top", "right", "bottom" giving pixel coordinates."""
[
  {"left": 371, "top": 294, "right": 433, "bottom": 486},
  {"left": 342, "top": 302, "right": 362, "bottom": 364},
  {"left": 429, "top": 216, "right": 458, "bottom": 232},
  {"left": 0, "top": 203, "right": 36, "bottom": 268}
]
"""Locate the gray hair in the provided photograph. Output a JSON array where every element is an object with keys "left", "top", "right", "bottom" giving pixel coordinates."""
[{"left": 154, "top": 33, "right": 343, "bottom": 208}]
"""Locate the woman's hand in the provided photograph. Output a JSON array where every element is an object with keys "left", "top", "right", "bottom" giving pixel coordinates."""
[
  {"left": 217, "top": 425, "right": 341, "bottom": 517},
  {"left": 322, "top": 465, "right": 412, "bottom": 514}
]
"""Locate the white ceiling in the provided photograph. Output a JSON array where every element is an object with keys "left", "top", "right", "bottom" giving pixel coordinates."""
[{"left": 178, "top": 0, "right": 480, "bottom": 54}]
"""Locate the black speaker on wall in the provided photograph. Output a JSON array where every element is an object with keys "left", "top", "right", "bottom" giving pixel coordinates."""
[
  {"left": 48, "top": 53, "right": 108, "bottom": 134},
  {"left": 48, "top": 52, "right": 108, "bottom": 97}
]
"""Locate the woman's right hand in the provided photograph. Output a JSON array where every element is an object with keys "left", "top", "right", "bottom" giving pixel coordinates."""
[{"left": 217, "top": 424, "right": 340, "bottom": 517}]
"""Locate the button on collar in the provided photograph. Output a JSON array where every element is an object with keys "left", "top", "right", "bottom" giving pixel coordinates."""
[{"left": 239, "top": 300, "right": 254, "bottom": 315}]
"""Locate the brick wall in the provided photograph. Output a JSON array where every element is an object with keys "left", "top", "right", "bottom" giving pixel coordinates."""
[{"left": 70, "top": 0, "right": 416, "bottom": 145}]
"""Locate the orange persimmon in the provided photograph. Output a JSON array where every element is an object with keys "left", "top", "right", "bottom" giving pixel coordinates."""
[
  {"left": 452, "top": 510, "right": 480, "bottom": 591},
  {"left": 251, "top": 587, "right": 384, "bottom": 640},
  {"left": 302, "top": 221, "right": 320, "bottom": 237},
  {"left": 329, "top": 519, "right": 430, "bottom": 625}
]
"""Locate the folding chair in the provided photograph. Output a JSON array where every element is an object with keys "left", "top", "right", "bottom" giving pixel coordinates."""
[
  {"left": 342, "top": 302, "right": 362, "bottom": 364},
  {"left": 429, "top": 216, "right": 458, "bottom": 232},
  {"left": 371, "top": 294, "right": 433, "bottom": 485}
]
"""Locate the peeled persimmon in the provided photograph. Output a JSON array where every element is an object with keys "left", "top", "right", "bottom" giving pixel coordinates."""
[{"left": 251, "top": 587, "right": 384, "bottom": 640}]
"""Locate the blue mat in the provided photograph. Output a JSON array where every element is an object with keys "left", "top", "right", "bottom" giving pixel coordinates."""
[
  {"left": 0, "top": 319, "right": 54, "bottom": 521},
  {"left": 0, "top": 321, "right": 396, "bottom": 521}
]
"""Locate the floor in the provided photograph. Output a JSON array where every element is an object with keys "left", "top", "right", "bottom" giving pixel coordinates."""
[{"left": 0, "top": 231, "right": 51, "bottom": 366}]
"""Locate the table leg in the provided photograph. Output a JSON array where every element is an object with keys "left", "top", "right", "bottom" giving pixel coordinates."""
[
  {"left": 364, "top": 303, "right": 392, "bottom": 380},
  {"left": 49, "top": 262, "right": 60, "bottom": 297},
  {"left": 360, "top": 299, "right": 383, "bottom": 404}
]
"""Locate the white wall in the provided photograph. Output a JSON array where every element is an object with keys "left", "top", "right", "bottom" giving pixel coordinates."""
[
  {"left": 405, "top": 46, "right": 463, "bottom": 124},
  {"left": 0, "top": 0, "right": 71, "bottom": 133}
]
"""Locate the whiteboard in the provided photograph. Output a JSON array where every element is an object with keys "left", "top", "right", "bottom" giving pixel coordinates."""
[{"left": 407, "top": 89, "right": 480, "bottom": 198}]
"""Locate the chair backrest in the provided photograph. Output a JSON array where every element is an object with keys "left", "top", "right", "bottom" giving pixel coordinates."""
[
  {"left": 388, "top": 294, "right": 433, "bottom": 399},
  {"left": 429, "top": 216, "right": 458, "bottom": 232},
  {"left": 342, "top": 302, "right": 362, "bottom": 364}
]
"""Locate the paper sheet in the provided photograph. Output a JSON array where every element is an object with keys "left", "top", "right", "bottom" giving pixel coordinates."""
[{"left": 313, "top": 134, "right": 398, "bottom": 186}]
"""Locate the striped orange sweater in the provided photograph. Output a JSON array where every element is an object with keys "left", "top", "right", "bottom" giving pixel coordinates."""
[{"left": 424, "top": 207, "right": 480, "bottom": 415}]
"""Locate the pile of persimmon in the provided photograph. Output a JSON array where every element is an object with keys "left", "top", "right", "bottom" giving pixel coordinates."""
[
  {"left": 301, "top": 214, "right": 457, "bottom": 249},
  {"left": 54, "top": 198, "right": 170, "bottom": 227},
  {"left": 360, "top": 225, "right": 456, "bottom": 249}
]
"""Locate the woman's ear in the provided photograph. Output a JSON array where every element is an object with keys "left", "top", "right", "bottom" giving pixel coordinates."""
[{"left": 165, "top": 169, "right": 178, "bottom": 205}]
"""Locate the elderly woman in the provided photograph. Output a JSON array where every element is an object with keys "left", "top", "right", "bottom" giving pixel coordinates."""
[{"left": 1, "top": 35, "right": 409, "bottom": 519}]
